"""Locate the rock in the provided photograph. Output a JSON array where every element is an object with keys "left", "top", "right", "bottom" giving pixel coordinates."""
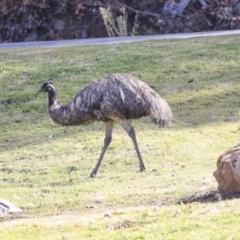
[
  {"left": 163, "top": 0, "right": 191, "bottom": 15},
  {"left": 213, "top": 143, "right": 240, "bottom": 196},
  {"left": 0, "top": 198, "right": 22, "bottom": 217},
  {"left": 54, "top": 19, "right": 65, "bottom": 32}
]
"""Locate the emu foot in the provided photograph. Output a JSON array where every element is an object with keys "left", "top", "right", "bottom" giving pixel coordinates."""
[
  {"left": 89, "top": 172, "right": 97, "bottom": 178},
  {"left": 138, "top": 167, "right": 146, "bottom": 173}
]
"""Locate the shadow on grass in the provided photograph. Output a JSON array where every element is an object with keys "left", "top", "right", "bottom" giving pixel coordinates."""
[{"left": 177, "top": 191, "right": 240, "bottom": 204}]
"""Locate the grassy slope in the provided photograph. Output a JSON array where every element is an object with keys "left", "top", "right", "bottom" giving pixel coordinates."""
[{"left": 1, "top": 36, "right": 240, "bottom": 239}]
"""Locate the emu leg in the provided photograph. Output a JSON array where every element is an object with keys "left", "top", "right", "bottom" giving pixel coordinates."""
[
  {"left": 119, "top": 119, "right": 146, "bottom": 172},
  {"left": 90, "top": 121, "right": 113, "bottom": 178}
]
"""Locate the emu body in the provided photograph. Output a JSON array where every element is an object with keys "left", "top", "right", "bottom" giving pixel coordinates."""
[{"left": 39, "top": 73, "right": 172, "bottom": 177}]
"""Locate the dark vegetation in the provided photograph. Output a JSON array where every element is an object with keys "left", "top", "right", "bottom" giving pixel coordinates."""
[{"left": 1, "top": 0, "right": 240, "bottom": 43}]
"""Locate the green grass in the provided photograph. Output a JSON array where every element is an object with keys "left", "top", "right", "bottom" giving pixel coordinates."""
[{"left": 1, "top": 35, "right": 240, "bottom": 239}]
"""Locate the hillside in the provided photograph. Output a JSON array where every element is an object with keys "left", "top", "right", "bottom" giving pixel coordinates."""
[{"left": 1, "top": 0, "right": 240, "bottom": 42}]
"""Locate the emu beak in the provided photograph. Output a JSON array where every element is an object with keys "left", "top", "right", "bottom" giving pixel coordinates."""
[{"left": 37, "top": 89, "right": 43, "bottom": 93}]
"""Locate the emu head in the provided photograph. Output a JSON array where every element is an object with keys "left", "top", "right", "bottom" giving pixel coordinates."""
[{"left": 38, "top": 79, "right": 56, "bottom": 94}]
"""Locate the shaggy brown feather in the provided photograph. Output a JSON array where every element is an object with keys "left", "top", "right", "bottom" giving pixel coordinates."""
[{"left": 39, "top": 73, "right": 172, "bottom": 177}]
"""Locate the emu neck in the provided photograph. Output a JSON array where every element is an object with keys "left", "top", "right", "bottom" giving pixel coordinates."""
[
  {"left": 47, "top": 90, "right": 66, "bottom": 125},
  {"left": 48, "top": 89, "right": 57, "bottom": 108},
  {"left": 47, "top": 90, "right": 95, "bottom": 126},
  {"left": 47, "top": 92, "right": 86, "bottom": 126}
]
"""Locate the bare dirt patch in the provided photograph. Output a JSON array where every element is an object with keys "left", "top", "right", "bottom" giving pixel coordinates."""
[
  {"left": 0, "top": 206, "right": 159, "bottom": 229},
  {"left": 1, "top": 190, "right": 231, "bottom": 229}
]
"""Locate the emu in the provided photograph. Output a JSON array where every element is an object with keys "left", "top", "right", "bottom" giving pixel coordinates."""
[{"left": 38, "top": 73, "right": 172, "bottom": 177}]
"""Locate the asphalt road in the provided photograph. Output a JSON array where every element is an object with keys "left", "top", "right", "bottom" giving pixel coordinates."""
[{"left": 1, "top": 30, "right": 240, "bottom": 50}]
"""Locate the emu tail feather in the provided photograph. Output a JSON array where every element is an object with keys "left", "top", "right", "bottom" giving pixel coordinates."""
[{"left": 149, "top": 96, "right": 173, "bottom": 128}]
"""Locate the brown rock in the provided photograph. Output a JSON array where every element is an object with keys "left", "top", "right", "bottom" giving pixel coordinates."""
[{"left": 213, "top": 143, "right": 240, "bottom": 196}]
